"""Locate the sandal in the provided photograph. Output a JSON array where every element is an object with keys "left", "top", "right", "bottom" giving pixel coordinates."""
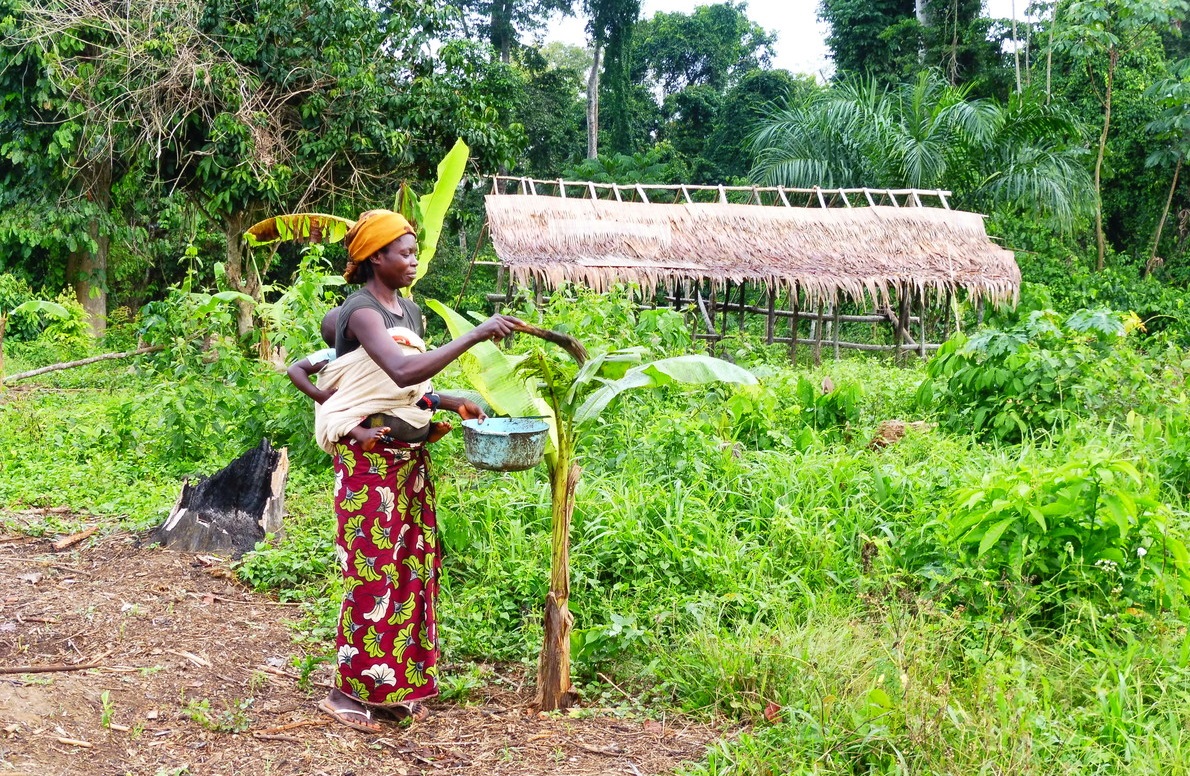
[{"left": 317, "top": 698, "right": 383, "bottom": 733}]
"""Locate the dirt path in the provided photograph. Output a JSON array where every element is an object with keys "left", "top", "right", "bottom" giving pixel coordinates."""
[{"left": 0, "top": 532, "right": 721, "bottom": 775}]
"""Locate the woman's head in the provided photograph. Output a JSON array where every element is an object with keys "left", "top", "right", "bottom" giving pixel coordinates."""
[{"left": 343, "top": 210, "right": 415, "bottom": 284}]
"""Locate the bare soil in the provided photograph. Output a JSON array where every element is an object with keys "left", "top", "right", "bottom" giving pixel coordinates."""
[{"left": 0, "top": 532, "right": 722, "bottom": 776}]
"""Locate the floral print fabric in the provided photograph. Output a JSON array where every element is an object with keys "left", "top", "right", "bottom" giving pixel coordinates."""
[{"left": 332, "top": 438, "right": 440, "bottom": 705}]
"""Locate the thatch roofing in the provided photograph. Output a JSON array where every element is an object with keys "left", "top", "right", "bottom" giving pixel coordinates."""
[{"left": 485, "top": 182, "right": 1020, "bottom": 306}]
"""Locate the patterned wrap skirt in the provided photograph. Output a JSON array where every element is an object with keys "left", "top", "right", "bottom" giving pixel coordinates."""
[{"left": 331, "top": 437, "right": 440, "bottom": 706}]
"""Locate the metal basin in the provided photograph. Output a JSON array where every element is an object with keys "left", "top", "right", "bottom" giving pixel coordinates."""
[{"left": 461, "top": 417, "right": 549, "bottom": 472}]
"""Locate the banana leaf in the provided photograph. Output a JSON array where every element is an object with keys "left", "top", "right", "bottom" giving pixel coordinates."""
[
  {"left": 410, "top": 139, "right": 469, "bottom": 290},
  {"left": 244, "top": 213, "right": 354, "bottom": 248},
  {"left": 424, "top": 299, "right": 557, "bottom": 452},
  {"left": 573, "top": 355, "right": 758, "bottom": 426}
]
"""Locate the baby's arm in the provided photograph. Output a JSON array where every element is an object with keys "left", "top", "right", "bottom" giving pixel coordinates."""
[{"left": 287, "top": 358, "right": 336, "bottom": 404}]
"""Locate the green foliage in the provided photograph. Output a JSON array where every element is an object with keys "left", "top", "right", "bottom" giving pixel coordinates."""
[
  {"left": 633, "top": 3, "right": 776, "bottom": 93},
  {"left": 918, "top": 309, "right": 1138, "bottom": 441},
  {"left": 751, "top": 73, "right": 1094, "bottom": 231},
  {"left": 0, "top": 274, "right": 40, "bottom": 340},
  {"left": 947, "top": 450, "right": 1190, "bottom": 616},
  {"left": 562, "top": 142, "right": 690, "bottom": 184},
  {"left": 9, "top": 281, "right": 1190, "bottom": 774},
  {"left": 181, "top": 697, "right": 253, "bottom": 734}
]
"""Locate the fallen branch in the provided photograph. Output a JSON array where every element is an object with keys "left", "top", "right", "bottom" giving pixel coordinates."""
[
  {"left": 0, "top": 661, "right": 102, "bottom": 675},
  {"left": 52, "top": 525, "right": 99, "bottom": 551},
  {"left": 165, "top": 649, "right": 211, "bottom": 668},
  {"left": 54, "top": 737, "right": 92, "bottom": 748},
  {"left": 252, "top": 719, "right": 327, "bottom": 736},
  {"left": 3, "top": 345, "right": 164, "bottom": 384}
]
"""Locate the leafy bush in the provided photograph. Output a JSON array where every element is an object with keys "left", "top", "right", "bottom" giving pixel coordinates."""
[
  {"left": 946, "top": 450, "right": 1190, "bottom": 617},
  {"left": 918, "top": 309, "right": 1136, "bottom": 441}
]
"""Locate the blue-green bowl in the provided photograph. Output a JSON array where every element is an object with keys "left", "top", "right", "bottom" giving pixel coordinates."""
[{"left": 461, "top": 417, "right": 549, "bottom": 472}]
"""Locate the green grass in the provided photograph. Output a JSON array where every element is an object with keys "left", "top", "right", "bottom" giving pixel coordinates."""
[{"left": 4, "top": 297, "right": 1190, "bottom": 774}]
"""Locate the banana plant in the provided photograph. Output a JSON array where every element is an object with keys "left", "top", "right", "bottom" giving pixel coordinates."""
[
  {"left": 426, "top": 299, "right": 758, "bottom": 710},
  {"left": 243, "top": 138, "right": 470, "bottom": 296}
]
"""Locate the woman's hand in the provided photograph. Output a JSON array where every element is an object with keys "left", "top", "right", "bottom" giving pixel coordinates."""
[
  {"left": 471, "top": 314, "right": 522, "bottom": 343},
  {"left": 456, "top": 400, "right": 487, "bottom": 422}
]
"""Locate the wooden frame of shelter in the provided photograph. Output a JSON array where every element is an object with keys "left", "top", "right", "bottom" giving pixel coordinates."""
[{"left": 474, "top": 176, "right": 1020, "bottom": 363}]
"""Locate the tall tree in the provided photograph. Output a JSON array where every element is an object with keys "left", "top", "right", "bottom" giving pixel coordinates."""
[
  {"left": 513, "top": 48, "right": 587, "bottom": 176},
  {"left": 1143, "top": 59, "right": 1190, "bottom": 276},
  {"left": 820, "top": 0, "right": 998, "bottom": 88},
  {"left": 1057, "top": 0, "right": 1188, "bottom": 271},
  {"left": 451, "top": 0, "right": 575, "bottom": 62},
  {"left": 819, "top": 0, "right": 917, "bottom": 83},
  {"left": 583, "top": 0, "right": 640, "bottom": 157},
  {"left": 21, "top": 0, "right": 525, "bottom": 335},
  {"left": 633, "top": 2, "right": 775, "bottom": 93},
  {"left": 701, "top": 69, "right": 812, "bottom": 182},
  {"left": 0, "top": 0, "right": 120, "bottom": 335}
]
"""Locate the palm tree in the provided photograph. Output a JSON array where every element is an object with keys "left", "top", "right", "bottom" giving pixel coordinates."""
[{"left": 750, "top": 71, "right": 1092, "bottom": 232}]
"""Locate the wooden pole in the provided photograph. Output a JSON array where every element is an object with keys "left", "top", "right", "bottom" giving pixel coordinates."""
[
  {"left": 896, "top": 288, "right": 910, "bottom": 364},
  {"left": 814, "top": 300, "right": 824, "bottom": 365},
  {"left": 944, "top": 288, "right": 953, "bottom": 340},
  {"left": 918, "top": 289, "right": 927, "bottom": 359},
  {"left": 833, "top": 293, "right": 842, "bottom": 360},
  {"left": 790, "top": 288, "right": 800, "bottom": 366},
  {"left": 721, "top": 282, "right": 731, "bottom": 334},
  {"left": 766, "top": 288, "right": 776, "bottom": 345},
  {"left": 4, "top": 345, "right": 165, "bottom": 384},
  {"left": 737, "top": 283, "right": 746, "bottom": 332}
]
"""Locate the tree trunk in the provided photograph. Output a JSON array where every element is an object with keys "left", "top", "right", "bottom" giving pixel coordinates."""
[
  {"left": 223, "top": 211, "right": 258, "bottom": 337},
  {"left": 1046, "top": 3, "right": 1057, "bottom": 103},
  {"left": 492, "top": 0, "right": 512, "bottom": 63},
  {"left": 586, "top": 41, "right": 602, "bottom": 160},
  {"left": 68, "top": 158, "right": 111, "bottom": 337},
  {"left": 1011, "top": 0, "right": 1021, "bottom": 94},
  {"left": 536, "top": 457, "right": 581, "bottom": 711},
  {"left": 1094, "top": 49, "right": 1118, "bottom": 272},
  {"left": 156, "top": 438, "right": 288, "bottom": 558},
  {"left": 1146, "top": 157, "right": 1182, "bottom": 278}
]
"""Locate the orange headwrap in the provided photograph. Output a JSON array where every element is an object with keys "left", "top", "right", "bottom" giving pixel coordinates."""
[{"left": 343, "top": 209, "right": 415, "bottom": 282}]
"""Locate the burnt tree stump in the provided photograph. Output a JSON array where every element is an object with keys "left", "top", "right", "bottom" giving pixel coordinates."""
[{"left": 155, "top": 439, "right": 289, "bottom": 558}]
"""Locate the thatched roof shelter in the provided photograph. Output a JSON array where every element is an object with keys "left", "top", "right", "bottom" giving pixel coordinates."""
[{"left": 485, "top": 179, "right": 1020, "bottom": 307}]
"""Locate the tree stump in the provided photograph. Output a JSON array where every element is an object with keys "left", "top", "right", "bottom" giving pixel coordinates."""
[{"left": 155, "top": 439, "right": 289, "bottom": 558}]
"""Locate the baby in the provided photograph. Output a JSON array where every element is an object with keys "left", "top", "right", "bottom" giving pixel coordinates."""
[{"left": 287, "top": 308, "right": 451, "bottom": 451}]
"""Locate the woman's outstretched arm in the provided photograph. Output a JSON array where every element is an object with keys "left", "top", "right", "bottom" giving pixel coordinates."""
[{"left": 350, "top": 307, "right": 522, "bottom": 388}]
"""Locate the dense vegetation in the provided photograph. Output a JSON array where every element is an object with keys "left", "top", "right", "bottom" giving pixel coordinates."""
[{"left": 4, "top": 0, "right": 1190, "bottom": 773}]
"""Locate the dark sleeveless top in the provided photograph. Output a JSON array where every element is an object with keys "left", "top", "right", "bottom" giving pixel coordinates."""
[{"left": 335, "top": 288, "right": 424, "bottom": 357}]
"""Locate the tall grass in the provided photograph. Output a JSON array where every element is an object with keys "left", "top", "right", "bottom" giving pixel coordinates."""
[{"left": 4, "top": 287, "right": 1190, "bottom": 774}]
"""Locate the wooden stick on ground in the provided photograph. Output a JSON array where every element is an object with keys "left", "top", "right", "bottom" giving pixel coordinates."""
[
  {"left": 252, "top": 719, "right": 327, "bottom": 736},
  {"left": 0, "top": 661, "right": 102, "bottom": 675},
  {"left": 52, "top": 525, "right": 99, "bottom": 551}
]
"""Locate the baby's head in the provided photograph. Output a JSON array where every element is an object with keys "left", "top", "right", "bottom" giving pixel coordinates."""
[{"left": 321, "top": 307, "right": 340, "bottom": 348}]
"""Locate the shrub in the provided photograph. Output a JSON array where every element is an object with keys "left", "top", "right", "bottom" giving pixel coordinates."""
[
  {"left": 918, "top": 309, "right": 1137, "bottom": 442},
  {"left": 946, "top": 449, "right": 1190, "bottom": 618}
]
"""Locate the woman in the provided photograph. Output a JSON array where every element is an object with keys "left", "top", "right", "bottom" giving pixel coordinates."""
[{"left": 317, "top": 209, "right": 519, "bottom": 732}]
